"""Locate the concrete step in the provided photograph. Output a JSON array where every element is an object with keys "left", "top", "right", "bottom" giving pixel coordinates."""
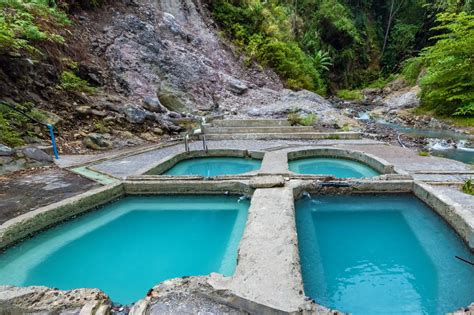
[
  {"left": 212, "top": 119, "right": 291, "bottom": 127},
  {"left": 205, "top": 132, "right": 362, "bottom": 141},
  {"left": 203, "top": 126, "right": 316, "bottom": 134}
]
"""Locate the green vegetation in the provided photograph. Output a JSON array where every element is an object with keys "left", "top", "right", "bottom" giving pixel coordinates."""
[
  {"left": 0, "top": 0, "right": 69, "bottom": 54},
  {"left": 59, "top": 70, "right": 95, "bottom": 93},
  {"left": 336, "top": 89, "right": 363, "bottom": 101},
  {"left": 418, "top": 151, "right": 431, "bottom": 157},
  {"left": 0, "top": 102, "right": 49, "bottom": 147},
  {"left": 419, "top": 13, "right": 473, "bottom": 117},
  {"left": 210, "top": 0, "right": 325, "bottom": 92},
  {"left": 288, "top": 112, "right": 316, "bottom": 126},
  {"left": 210, "top": 0, "right": 474, "bottom": 118},
  {"left": 462, "top": 179, "right": 474, "bottom": 195}
]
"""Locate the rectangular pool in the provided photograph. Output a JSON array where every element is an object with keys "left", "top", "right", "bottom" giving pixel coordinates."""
[
  {"left": 0, "top": 195, "right": 249, "bottom": 304},
  {"left": 296, "top": 194, "right": 474, "bottom": 314}
]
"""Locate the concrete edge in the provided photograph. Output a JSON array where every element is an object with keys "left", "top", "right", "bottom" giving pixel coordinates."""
[
  {"left": 122, "top": 179, "right": 253, "bottom": 196},
  {"left": 62, "top": 140, "right": 183, "bottom": 169},
  {"left": 0, "top": 183, "right": 124, "bottom": 250},
  {"left": 139, "top": 149, "right": 265, "bottom": 175},
  {"left": 413, "top": 181, "right": 474, "bottom": 251}
]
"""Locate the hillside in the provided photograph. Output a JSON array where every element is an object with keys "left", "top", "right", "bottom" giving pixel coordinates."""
[{"left": 0, "top": 0, "right": 472, "bottom": 160}]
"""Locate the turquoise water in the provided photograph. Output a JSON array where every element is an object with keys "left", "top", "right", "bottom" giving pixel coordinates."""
[
  {"left": 162, "top": 157, "right": 261, "bottom": 176},
  {"left": 296, "top": 194, "right": 474, "bottom": 314},
  {"left": 289, "top": 158, "right": 380, "bottom": 178},
  {"left": 0, "top": 195, "right": 249, "bottom": 304}
]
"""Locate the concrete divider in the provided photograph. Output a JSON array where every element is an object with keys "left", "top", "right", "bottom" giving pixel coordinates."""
[
  {"left": 0, "top": 183, "right": 124, "bottom": 250},
  {"left": 212, "top": 119, "right": 291, "bottom": 127},
  {"left": 141, "top": 149, "right": 264, "bottom": 175},
  {"left": 413, "top": 181, "right": 474, "bottom": 250}
]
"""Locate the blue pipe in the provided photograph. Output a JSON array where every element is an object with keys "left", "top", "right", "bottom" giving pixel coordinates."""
[{"left": 48, "top": 124, "right": 59, "bottom": 160}]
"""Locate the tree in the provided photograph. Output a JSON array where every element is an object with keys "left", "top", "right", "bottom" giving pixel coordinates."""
[
  {"left": 419, "top": 12, "right": 474, "bottom": 116},
  {"left": 380, "top": 0, "right": 406, "bottom": 58}
]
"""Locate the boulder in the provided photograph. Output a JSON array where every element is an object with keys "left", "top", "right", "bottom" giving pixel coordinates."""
[
  {"left": 140, "top": 132, "right": 156, "bottom": 141},
  {"left": 162, "top": 12, "right": 186, "bottom": 37},
  {"left": 226, "top": 78, "right": 248, "bottom": 95},
  {"left": 76, "top": 106, "right": 92, "bottom": 115},
  {"left": 0, "top": 144, "right": 14, "bottom": 156},
  {"left": 22, "top": 147, "right": 53, "bottom": 162},
  {"left": 83, "top": 133, "right": 113, "bottom": 150},
  {"left": 158, "top": 88, "right": 187, "bottom": 113},
  {"left": 143, "top": 96, "right": 167, "bottom": 113},
  {"left": 383, "top": 86, "right": 421, "bottom": 109},
  {"left": 122, "top": 104, "right": 153, "bottom": 124},
  {"left": 152, "top": 127, "right": 164, "bottom": 135}
]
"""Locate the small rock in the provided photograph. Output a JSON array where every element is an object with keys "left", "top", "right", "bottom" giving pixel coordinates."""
[
  {"left": 143, "top": 96, "right": 167, "bottom": 113},
  {"left": 76, "top": 106, "right": 92, "bottom": 115},
  {"left": 91, "top": 109, "right": 108, "bottom": 117},
  {"left": 83, "top": 133, "right": 113, "bottom": 150},
  {"left": 152, "top": 127, "right": 164, "bottom": 135},
  {"left": 140, "top": 132, "right": 156, "bottom": 142},
  {"left": 40, "top": 110, "right": 62, "bottom": 127},
  {"left": 0, "top": 144, "right": 14, "bottom": 156},
  {"left": 22, "top": 147, "right": 53, "bottom": 162},
  {"left": 226, "top": 78, "right": 248, "bottom": 95},
  {"left": 162, "top": 12, "right": 185, "bottom": 37},
  {"left": 166, "top": 111, "right": 182, "bottom": 119},
  {"left": 121, "top": 104, "right": 150, "bottom": 124}
]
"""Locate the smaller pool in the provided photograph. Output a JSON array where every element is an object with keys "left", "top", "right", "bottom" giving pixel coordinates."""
[
  {"left": 289, "top": 157, "right": 380, "bottom": 178},
  {"left": 162, "top": 157, "right": 261, "bottom": 176}
]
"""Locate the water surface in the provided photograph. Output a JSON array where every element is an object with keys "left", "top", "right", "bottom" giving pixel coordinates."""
[
  {"left": 296, "top": 194, "right": 474, "bottom": 314},
  {"left": 0, "top": 195, "right": 249, "bottom": 304},
  {"left": 289, "top": 158, "right": 380, "bottom": 178},
  {"left": 162, "top": 157, "right": 261, "bottom": 176}
]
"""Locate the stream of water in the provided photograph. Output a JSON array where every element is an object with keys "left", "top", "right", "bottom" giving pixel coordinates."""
[{"left": 358, "top": 113, "right": 473, "bottom": 164}]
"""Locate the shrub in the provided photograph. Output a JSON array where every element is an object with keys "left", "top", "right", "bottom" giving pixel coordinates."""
[
  {"left": 336, "top": 89, "right": 363, "bottom": 101},
  {"left": 210, "top": 0, "right": 326, "bottom": 92},
  {"left": 59, "top": 70, "right": 95, "bottom": 93},
  {"left": 0, "top": 0, "right": 69, "bottom": 55},
  {"left": 462, "top": 179, "right": 474, "bottom": 195},
  {"left": 401, "top": 57, "right": 423, "bottom": 85},
  {"left": 288, "top": 112, "right": 317, "bottom": 126},
  {"left": 418, "top": 13, "right": 474, "bottom": 117}
]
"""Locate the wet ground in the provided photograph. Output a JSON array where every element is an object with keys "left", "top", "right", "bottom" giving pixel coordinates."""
[{"left": 0, "top": 167, "right": 99, "bottom": 224}]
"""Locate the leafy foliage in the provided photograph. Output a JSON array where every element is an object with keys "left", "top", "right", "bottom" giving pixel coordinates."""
[
  {"left": 313, "top": 50, "right": 332, "bottom": 72},
  {"left": 59, "top": 70, "right": 95, "bottom": 93},
  {"left": 288, "top": 112, "right": 317, "bottom": 126},
  {"left": 210, "top": 0, "right": 326, "bottom": 92},
  {"left": 0, "top": 0, "right": 69, "bottom": 55},
  {"left": 418, "top": 12, "right": 474, "bottom": 117},
  {"left": 462, "top": 179, "right": 474, "bottom": 195},
  {"left": 336, "top": 89, "right": 363, "bottom": 101},
  {"left": 0, "top": 102, "right": 48, "bottom": 147}
]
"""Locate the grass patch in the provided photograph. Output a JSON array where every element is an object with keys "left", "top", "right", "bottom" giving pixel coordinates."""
[
  {"left": 59, "top": 71, "right": 95, "bottom": 94},
  {"left": 336, "top": 89, "right": 363, "bottom": 101},
  {"left": 462, "top": 179, "right": 474, "bottom": 195},
  {"left": 418, "top": 151, "right": 431, "bottom": 157},
  {"left": 288, "top": 113, "right": 317, "bottom": 126},
  {"left": 366, "top": 74, "right": 398, "bottom": 89}
]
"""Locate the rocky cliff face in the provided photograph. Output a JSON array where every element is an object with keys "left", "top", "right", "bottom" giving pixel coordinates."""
[
  {"left": 0, "top": 0, "right": 355, "bottom": 156},
  {"left": 90, "top": 0, "right": 353, "bottom": 120}
]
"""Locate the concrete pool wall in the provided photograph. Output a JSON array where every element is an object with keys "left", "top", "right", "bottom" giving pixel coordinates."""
[
  {"left": 0, "top": 147, "right": 473, "bottom": 314},
  {"left": 142, "top": 149, "right": 264, "bottom": 175}
]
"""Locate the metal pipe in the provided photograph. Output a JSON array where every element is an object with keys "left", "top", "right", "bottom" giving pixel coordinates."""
[
  {"left": 202, "top": 134, "right": 208, "bottom": 153},
  {"left": 184, "top": 133, "right": 189, "bottom": 152}
]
